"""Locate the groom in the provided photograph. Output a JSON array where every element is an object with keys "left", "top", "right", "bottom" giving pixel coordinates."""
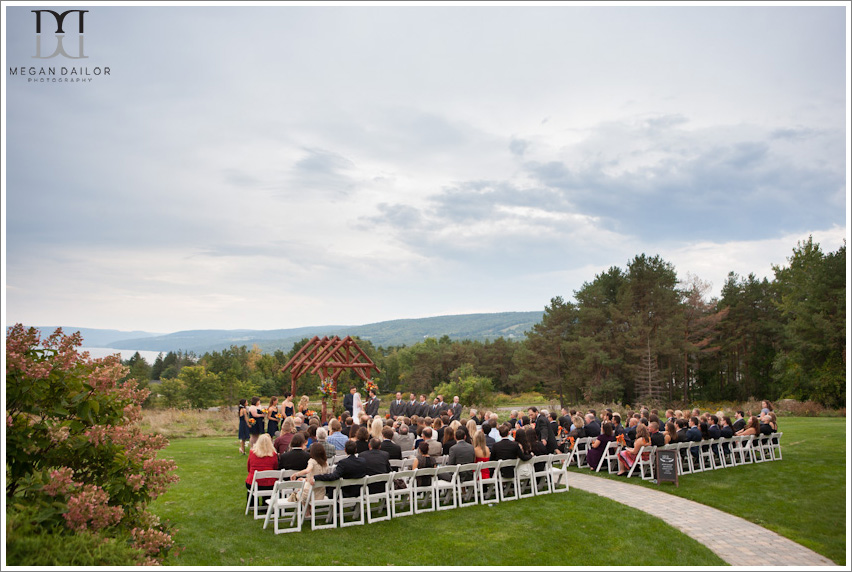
[{"left": 343, "top": 386, "right": 356, "bottom": 416}]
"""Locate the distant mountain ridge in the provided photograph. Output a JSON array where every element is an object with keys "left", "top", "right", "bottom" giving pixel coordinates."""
[{"left": 39, "top": 311, "right": 544, "bottom": 354}]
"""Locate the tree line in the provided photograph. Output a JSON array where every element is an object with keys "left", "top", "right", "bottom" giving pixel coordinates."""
[{"left": 125, "top": 236, "right": 845, "bottom": 409}]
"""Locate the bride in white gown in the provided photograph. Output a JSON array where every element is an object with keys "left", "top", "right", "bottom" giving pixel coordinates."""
[{"left": 352, "top": 391, "right": 363, "bottom": 420}]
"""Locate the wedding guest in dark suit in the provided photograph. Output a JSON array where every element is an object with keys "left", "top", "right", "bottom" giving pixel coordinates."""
[
  {"left": 707, "top": 415, "right": 722, "bottom": 439},
  {"left": 442, "top": 429, "right": 476, "bottom": 482},
  {"left": 353, "top": 426, "right": 370, "bottom": 454},
  {"left": 380, "top": 426, "right": 402, "bottom": 460},
  {"left": 731, "top": 411, "right": 746, "bottom": 433},
  {"left": 648, "top": 421, "right": 666, "bottom": 447},
  {"left": 360, "top": 438, "right": 392, "bottom": 493},
  {"left": 313, "top": 440, "right": 367, "bottom": 497},
  {"left": 277, "top": 433, "right": 310, "bottom": 471},
  {"left": 676, "top": 418, "right": 689, "bottom": 443},
  {"left": 584, "top": 413, "right": 602, "bottom": 438},
  {"left": 720, "top": 416, "right": 734, "bottom": 439},
  {"left": 490, "top": 425, "right": 532, "bottom": 477}
]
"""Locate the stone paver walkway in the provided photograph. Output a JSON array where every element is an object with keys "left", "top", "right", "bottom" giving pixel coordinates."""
[{"left": 568, "top": 472, "right": 835, "bottom": 566}]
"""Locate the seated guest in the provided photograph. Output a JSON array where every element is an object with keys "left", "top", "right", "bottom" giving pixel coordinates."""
[
  {"left": 353, "top": 426, "right": 370, "bottom": 454},
  {"left": 568, "top": 415, "right": 586, "bottom": 440},
  {"left": 490, "top": 424, "right": 532, "bottom": 478},
  {"left": 676, "top": 418, "right": 689, "bottom": 442},
  {"left": 360, "top": 438, "right": 392, "bottom": 493},
  {"left": 245, "top": 434, "right": 278, "bottom": 506},
  {"left": 342, "top": 416, "right": 355, "bottom": 437},
  {"left": 585, "top": 422, "right": 616, "bottom": 472},
  {"left": 288, "top": 443, "right": 333, "bottom": 506},
  {"left": 616, "top": 423, "right": 650, "bottom": 476},
  {"left": 418, "top": 427, "right": 443, "bottom": 456},
  {"left": 525, "top": 427, "right": 548, "bottom": 472},
  {"left": 443, "top": 428, "right": 476, "bottom": 481},
  {"left": 305, "top": 425, "right": 318, "bottom": 448},
  {"left": 273, "top": 417, "right": 297, "bottom": 455},
  {"left": 648, "top": 421, "right": 666, "bottom": 447},
  {"left": 664, "top": 421, "right": 679, "bottom": 445},
  {"left": 759, "top": 413, "right": 775, "bottom": 435},
  {"left": 731, "top": 410, "right": 746, "bottom": 433},
  {"left": 584, "top": 413, "right": 602, "bottom": 438},
  {"left": 370, "top": 417, "right": 384, "bottom": 441},
  {"left": 442, "top": 425, "right": 457, "bottom": 455},
  {"left": 315, "top": 427, "right": 336, "bottom": 461},
  {"left": 760, "top": 400, "right": 774, "bottom": 416},
  {"left": 686, "top": 417, "right": 703, "bottom": 459},
  {"left": 612, "top": 414, "right": 625, "bottom": 437},
  {"left": 312, "top": 440, "right": 367, "bottom": 498},
  {"left": 327, "top": 419, "right": 348, "bottom": 451},
  {"left": 393, "top": 423, "right": 416, "bottom": 451},
  {"left": 411, "top": 442, "right": 436, "bottom": 486},
  {"left": 736, "top": 416, "right": 760, "bottom": 437},
  {"left": 720, "top": 416, "right": 734, "bottom": 439},
  {"left": 278, "top": 432, "right": 310, "bottom": 471},
  {"left": 380, "top": 426, "right": 402, "bottom": 460},
  {"left": 707, "top": 415, "right": 722, "bottom": 439}
]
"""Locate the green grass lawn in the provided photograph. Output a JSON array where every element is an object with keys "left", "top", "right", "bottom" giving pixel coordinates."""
[
  {"left": 151, "top": 438, "right": 725, "bottom": 566},
  {"left": 150, "top": 417, "right": 845, "bottom": 566},
  {"left": 568, "top": 417, "right": 847, "bottom": 565}
]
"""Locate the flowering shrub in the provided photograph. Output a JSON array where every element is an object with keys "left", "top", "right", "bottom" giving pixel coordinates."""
[{"left": 5, "top": 325, "right": 179, "bottom": 565}]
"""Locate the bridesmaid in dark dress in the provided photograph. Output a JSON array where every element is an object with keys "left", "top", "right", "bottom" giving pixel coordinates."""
[
  {"left": 297, "top": 395, "right": 310, "bottom": 417},
  {"left": 282, "top": 392, "right": 295, "bottom": 418},
  {"left": 248, "top": 396, "right": 264, "bottom": 447},
  {"left": 238, "top": 399, "right": 250, "bottom": 455},
  {"left": 266, "top": 396, "right": 280, "bottom": 437}
]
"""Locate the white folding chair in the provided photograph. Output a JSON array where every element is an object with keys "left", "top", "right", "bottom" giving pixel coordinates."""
[
  {"left": 517, "top": 460, "right": 537, "bottom": 499},
  {"left": 456, "top": 462, "right": 480, "bottom": 507},
  {"left": 434, "top": 465, "right": 459, "bottom": 511},
  {"left": 548, "top": 453, "right": 570, "bottom": 493},
  {"left": 262, "top": 480, "right": 305, "bottom": 534},
  {"left": 412, "top": 467, "right": 438, "bottom": 514},
  {"left": 627, "top": 445, "right": 656, "bottom": 480},
  {"left": 337, "top": 477, "right": 367, "bottom": 527},
  {"left": 596, "top": 442, "right": 622, "bottom": 474},
  {"left": 389, "top": 459, "right": 404, "bottom": 471},
  {"left": 389, "top": 469, "right": 415, "bottom": 518},
  {"left": 364, "top": 473, "right": 392, "bottom": 524},
  {"left": 401, "top": 457, "right": 416, "bottom": 470},
  {"left": 758, "top": 434, "right": 774, "bottom": 461},
  {"left": 476, "top": 461, "right": 500, "bottom": 504},
  {"left": 308, "top": 481, "right": 338, "bottom": 530},
  {"left": 245, "top": 469, "right": 283, "bottom": 520},
  {"left": 699, "top": 440, "right": 717, "bottom": 471},
  {"left": 532, "top": 454, "right": 552, "bottom": 495},
  {"left": 740, "top": 435, "right": 758, "bottom": 464},
  {"left": 332, "top": 453, "right": 348, "bottom": 466},
  {"left": 770, "top": 432, "right": 783, "bottom": 461},
  {"left": 675, "top": 442, "right": 693, "bottom": 474},
  {"left": 401, "top": 450, "right": 417, "bottom": 459},
  {"left": 729, "top": 436, "right": 749, "bottom": 465},
  {"left": 438, "top": 455, "right": 449, "bottom": 466},
  {"left": 497, "top": 459, "right": 520, "bottom": 502},
  {"left": 568, "top": 437, "right": 593, "bottom": 468},
  {"left": 717, "top": 437, "right": 735, "bottom": 468}
]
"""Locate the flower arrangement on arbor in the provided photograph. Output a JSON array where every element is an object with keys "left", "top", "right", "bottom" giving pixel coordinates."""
[
  {"left": 318, "top": 378, "right": 334, "bottom": 397},
  {"left": 365, "top": 379, "right": 378, "bottom": 394}
]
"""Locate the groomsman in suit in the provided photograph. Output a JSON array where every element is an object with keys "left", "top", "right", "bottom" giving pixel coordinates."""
[
  {"left": 379, "top": 426, "right": 402, "bottom": 460},
  {"left": 436, "top": 395, "right": 448, "bottom": 417},
  {"left": 389, "top": 392, "right": 405, "bottom": 420},
  {"left": 428, "top": 397, "right": 441, "bottom": 419},
  {"left": 365, "top": 390, "right": 380, "bottom": 417},
  {"left": 449, "top": 396, "right": 463, "bottom": 422},
  {"left": 416, "top": 394, "right": 430, "bottom": 418},
  {"left": 405, "top": 393, "right": 419, "bottom": 418}
]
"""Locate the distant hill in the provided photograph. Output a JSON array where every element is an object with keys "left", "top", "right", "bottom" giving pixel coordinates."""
[
  {"left": 33, "top": 327, "right": 164, "bottom": 347},
  {"left": 59, "top": 311, "right": 544, "bottom": 354}
]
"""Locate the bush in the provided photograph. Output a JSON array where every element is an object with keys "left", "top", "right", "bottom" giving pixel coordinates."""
[{"left": 5, "top": 325, "right": 180, "bottom": 565}]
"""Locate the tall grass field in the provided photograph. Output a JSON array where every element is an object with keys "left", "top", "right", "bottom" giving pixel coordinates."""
[{"left": 149, "top": 417, "right": 846, "bottom": 566}]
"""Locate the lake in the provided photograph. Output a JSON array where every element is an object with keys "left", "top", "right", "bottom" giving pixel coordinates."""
[{"left": 81, "top": 347, "right": 164, "bottom": 363}]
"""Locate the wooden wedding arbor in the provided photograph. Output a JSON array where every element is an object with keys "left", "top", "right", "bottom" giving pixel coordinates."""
[{"left": 281, "top": 335, "right": 381, "bottom": 423}]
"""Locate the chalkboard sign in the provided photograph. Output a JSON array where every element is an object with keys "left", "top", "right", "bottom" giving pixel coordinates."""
[{"left": 656, "top": 449, "right": 679, "bottom": 486}]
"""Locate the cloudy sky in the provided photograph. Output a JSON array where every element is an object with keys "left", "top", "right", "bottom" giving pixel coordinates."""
[{"left": 3, "top": 3, "right": 849, "bottom": 334}]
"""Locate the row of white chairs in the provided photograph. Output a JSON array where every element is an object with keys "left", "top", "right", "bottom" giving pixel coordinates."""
[
  {"left": 566, "top": 433, "right": 783, "bottom": 481},
  {"left": 246, "top": 454, "right": 571, "bottom": 533}
]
